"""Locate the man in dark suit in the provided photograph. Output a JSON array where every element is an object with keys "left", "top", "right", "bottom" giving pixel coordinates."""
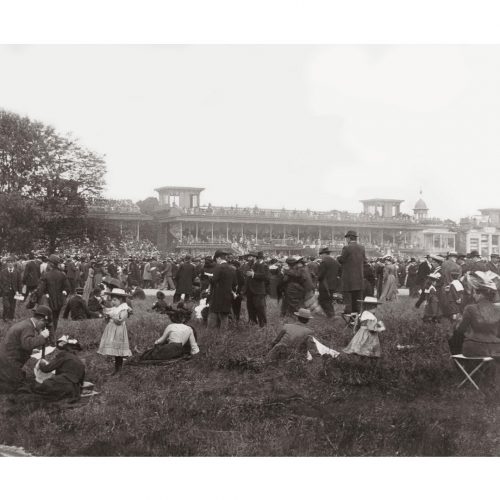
[
  {"left": 207, "top": 250, "right": 237, "bottom": 329},
  {"left": 0, "top": 256, "right": 22, "bottom": 321},
  {"left": 174, "top": 256, "right": 197, "bottom": 302},
  {"left": 64, "top": 255, "right": 79, "bottom": 295},
  {"left": 244, "top": 251, "right": 269, "bottom": 327},
  {"left": 337, "top": 230, "right": 366, "bottom": 314},
  {"left": 22, "top": 252, "right": 41, "bottom": 298},
  {"left": 317, "top": 247, "right": 341, "bottom": 318},
  {"left": 0, "top": 304, "right": 51, "bottom": 392},
  {"left": 63, "top": 288, "right": 101, "bottom": 320},
  {"left": 36, "top": 254, "right": 70, "bottom": 335}
]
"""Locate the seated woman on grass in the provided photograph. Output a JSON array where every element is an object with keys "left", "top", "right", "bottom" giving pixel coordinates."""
[
  {"left": 30, "top": 335, "right": 85, "bottom": 402},
  {"left": 139, "top": 310, "right": 200, "bottom": 361}
]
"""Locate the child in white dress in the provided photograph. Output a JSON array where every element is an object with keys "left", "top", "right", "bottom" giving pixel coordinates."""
[
  {"left": 343, "top": 297, "right": 385, "bottom": 358},
  {"left": 98, "top": 288, "right": 132, "bottom": 373}
]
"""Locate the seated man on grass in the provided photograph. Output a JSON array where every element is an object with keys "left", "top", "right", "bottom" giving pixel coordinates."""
[
  {"left": 268, "top": 308, "right": 339, "bottom": 361},
  {"left": 63, "top": 288, "right": 102, "bottom": 321}
]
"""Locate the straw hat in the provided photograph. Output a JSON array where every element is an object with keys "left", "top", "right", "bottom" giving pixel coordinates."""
[
  {"left": 107, "top": 288, "right": 130, "bottom": 298},
  {"left": 294, "top": 308, "right": 313, "bottom": 319},
  {"left": 357, "top": 296, "right": 381, "bottom": 305}
]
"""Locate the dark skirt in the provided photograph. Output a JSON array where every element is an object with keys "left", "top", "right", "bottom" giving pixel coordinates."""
[
  {"left": 31, "top": 375, "right": 81, "bottom": 401},
  {"left": 139, "top": 342, "right": 189, "bottom": 361}
]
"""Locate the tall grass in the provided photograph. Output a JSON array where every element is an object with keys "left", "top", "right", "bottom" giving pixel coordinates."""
[{"left": 0, "top": 296, "right": 498, "bottom": 456}]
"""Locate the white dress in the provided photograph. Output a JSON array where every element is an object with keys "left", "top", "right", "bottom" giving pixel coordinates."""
[
  {"left": 343, "top": 310, "right": 383, "bottom": 358},
  {"left": 97, "top": 303, "right": 132, "bottom": 357}
]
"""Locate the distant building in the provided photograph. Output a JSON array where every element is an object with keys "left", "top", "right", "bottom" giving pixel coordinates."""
[
  {"left": 458, "top": 208, "right": 500, "bottom": 256},
  {"left": 87, "top": 188, "right": 458, "bottom": 257}
]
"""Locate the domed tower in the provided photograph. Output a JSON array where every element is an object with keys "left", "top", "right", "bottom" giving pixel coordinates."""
[{"left": 413, "top": 191, "right": 429, "bottom": 220}]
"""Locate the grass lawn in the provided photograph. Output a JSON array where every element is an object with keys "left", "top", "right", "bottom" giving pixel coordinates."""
[{"left": 0, "top": 295, "right": 499, "bottom": 456}]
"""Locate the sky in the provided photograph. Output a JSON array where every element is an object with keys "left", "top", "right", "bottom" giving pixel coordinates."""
[{"left": 0, "top": 44, "right": 499, "bottom": 220}]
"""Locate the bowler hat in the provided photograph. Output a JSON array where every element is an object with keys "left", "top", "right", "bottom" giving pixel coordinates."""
[
  {"left": 75, "top": 287, "right": 84, "bottom": 295},
  {"left": 345, "top": 230, "right": 358, "bottom": 238},
  {"left": 48, "top": 254, "right": 60, "bottom": 265},
  {"left": 245, "top": 252, "right": 258, "bottom": 259},
  {"left": 214, "top": 249, "right": 230, "bottom": 259},
  {"left": 33, "top": 304, "right": 52, "bottom": 320},
  {"left": 491, "top": 253, "right": 500, "bottom": 259},
  {"left": 319, "top": 247, "right": 331, "bottom": 255},
  {"left": 469, "top": 250, "right": 480, "bottom": 258},
  {"left": 294, "top": 308, "right": 313, "bottom": 319}
]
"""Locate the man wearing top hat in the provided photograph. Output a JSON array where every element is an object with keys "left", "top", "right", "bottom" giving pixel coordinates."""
[
  {"left": 464, "top": 250, "right": 488, "bottom": 273},
  {"left": 0, "top": 256, "right": 22, "bottom": 322},
  {"left": 207, "top": 249, "right": 237, "bottom": 329},
  {"left": 337, "top": 230, "right": 366, "bottom": 314},
  {"left": 36, "top": 254, "right": 70, "bottom": 334},
  {"left": 317, "top": 246, "right": 341, "bottom": 318},
  {"left": 243, "top": 251, "right": 269, "bottom": 327}
]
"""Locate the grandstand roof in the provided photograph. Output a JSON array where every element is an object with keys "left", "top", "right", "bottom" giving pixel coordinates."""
[
  {"left": 155, "top": 186, "right": 205, "bottom": 193},
  {"left": 360, "top": 198, "right": 404, "bottom": 203}
]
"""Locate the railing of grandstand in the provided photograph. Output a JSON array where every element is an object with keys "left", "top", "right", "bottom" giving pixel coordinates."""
[{"left": 165, "top": 205, "right": 448, "bottom": 225}]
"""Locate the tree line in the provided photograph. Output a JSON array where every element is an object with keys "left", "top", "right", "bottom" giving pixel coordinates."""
[{"left": 0, "top": 109, "right": 106, "bottom": 254}]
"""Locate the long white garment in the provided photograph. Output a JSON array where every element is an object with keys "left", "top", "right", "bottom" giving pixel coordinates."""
[{"left": 306, "top": 336, "right": 340, "bottom": 361}]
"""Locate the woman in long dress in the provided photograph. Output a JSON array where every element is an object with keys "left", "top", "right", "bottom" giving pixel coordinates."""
[{"left": 379, "top": 257, "right": 399, "bottom": 302}]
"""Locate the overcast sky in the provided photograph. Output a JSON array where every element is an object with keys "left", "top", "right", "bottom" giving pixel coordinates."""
[{"left": 0, "top": 45, "right": 498, "bottom": 220}]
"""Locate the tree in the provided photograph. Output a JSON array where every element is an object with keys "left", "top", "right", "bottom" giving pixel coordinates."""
[
  {"left": 0, "top": 193, "right": 42, "bottom": 254},
  {"left": 0, "top": 109, "right": 107, "bottom": 253},
  {"left": 137, "top": 196, "right": 159, "bottom": 215}
]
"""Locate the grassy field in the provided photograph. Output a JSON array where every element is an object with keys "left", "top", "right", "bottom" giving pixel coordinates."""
[{"left": 0, "top": 295, "right": 499, "bottom": 456}]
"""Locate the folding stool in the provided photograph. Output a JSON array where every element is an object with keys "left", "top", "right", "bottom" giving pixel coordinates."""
[{"left": 451, "top": 354, "right": 494, "bottom": 392}]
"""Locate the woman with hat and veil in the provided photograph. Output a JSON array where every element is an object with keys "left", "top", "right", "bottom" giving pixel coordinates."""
[
  {"left": 30, "top": 335, "right": 85, "bottom": 402},
  {"left": 379, "top": 256, "right": 399, "bottom": 302},
  {"left": 450, "top": 271, "right": 500, "bottom": 358},
  {"left": 98, "top": 288, "right": 133, "bottom": 374}
]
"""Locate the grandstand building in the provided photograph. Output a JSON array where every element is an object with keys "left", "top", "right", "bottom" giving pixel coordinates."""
[{"left": 88, "top": 186, "right": 459, "bottom": 257}]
